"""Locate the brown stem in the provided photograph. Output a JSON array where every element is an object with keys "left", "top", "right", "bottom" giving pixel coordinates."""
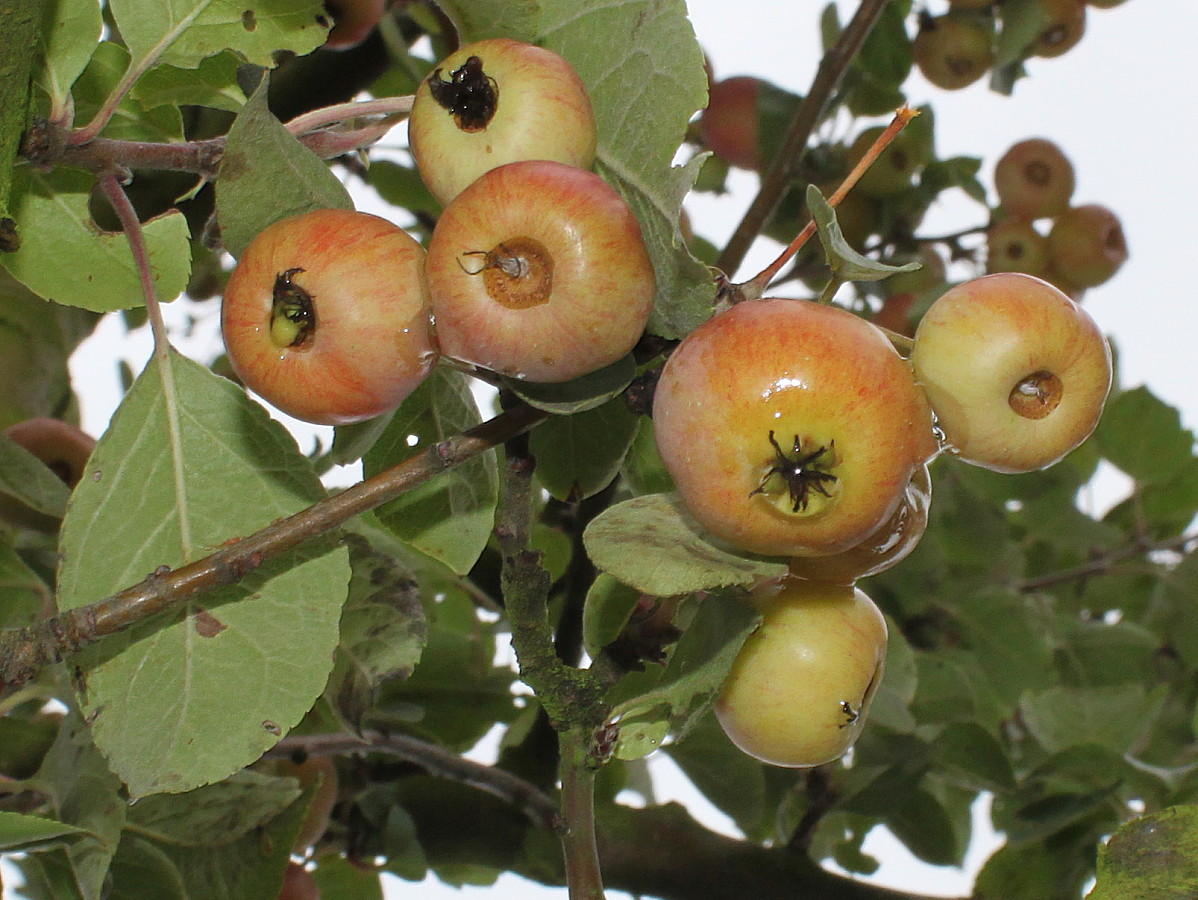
[
  {"left": 1018, "top": 531, "right": 1198, "bottom": 592},
  {"left": 96, "top": 173, "right": 170, "bottom": 357},
  {"left": 714, "top": 0, "right": 892, "bottom": 280},
  {"left": 741, "top": 107, "right": 919, "bottom": 299},
  {"left": 266, "top": 730, "right": 559, "bottom": 830},
  {"left": 0, "top": 403, "right": 548, "bottom": 690}
]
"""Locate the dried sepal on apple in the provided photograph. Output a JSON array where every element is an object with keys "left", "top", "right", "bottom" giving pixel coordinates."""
[{"left": 653, "top": 298, "right": 938, "bottom": 558}]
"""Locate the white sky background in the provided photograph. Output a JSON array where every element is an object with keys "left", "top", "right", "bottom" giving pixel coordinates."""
[{"left": 5, "top": 1, "right": 1195, "bottom": 898}]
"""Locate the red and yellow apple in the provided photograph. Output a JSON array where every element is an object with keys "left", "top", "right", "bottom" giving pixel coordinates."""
[
  {"left": 221, "top": 209, "right": 436, "bottom": 426},
  {"left": 653, "top": 299, "right": 938, "bottom": 558},
  {"left": 911, "top": 272, "right": 1111, "bottom": 473},
  {"left": 425, "top": 160, "right": 655, "bottom": 383}
]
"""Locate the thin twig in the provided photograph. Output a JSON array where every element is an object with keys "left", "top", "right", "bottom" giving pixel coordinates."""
[
  {"left": 267, "top": 730, "right": 560, "bottom": 830},
  {"left": 1018, "top": 531, "right": 1198, "bottom": 592},
  {"left": 0, "top": 403, "right": 548, "bottom": 690},
  {"left": 715, "top": 0, "right": 892, "bottom": 279}
]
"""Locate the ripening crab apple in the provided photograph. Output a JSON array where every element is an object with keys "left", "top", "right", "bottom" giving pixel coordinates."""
[
  {"left": 408, "top": 38, "right": 597, "bottom": 206},
  {"left": 715, "top": 578, "right": 888, "bottom": 768},
  {"left": 221, "top": 209, "right": 436, "bottom": 426},
  {"left": 425, "top": 160, "right": 655, "bottom": 383},
  {"left": 653, "top": 299, "right": 939, "bottom": 558},
  {"left": 911, "top": 272, "right": 1111, "bottom": 473}
]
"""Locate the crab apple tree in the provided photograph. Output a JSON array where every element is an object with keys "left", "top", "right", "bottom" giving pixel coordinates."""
[{"left": 0, "top": 1, "right": 1189, "bottom": 900}]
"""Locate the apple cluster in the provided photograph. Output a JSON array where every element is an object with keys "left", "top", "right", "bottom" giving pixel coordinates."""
[
  {"left": 653, "top": 269, "right": 1111, "bottom": 767},
  {"left": 914, "top": 0, "right": 1124, "bottom": 92},
  {"left": 986, "top": 138, "right": 1127, "bottom": 299},
  {"left": 220, "top": 39, "right": 655, "bottom": 425}
]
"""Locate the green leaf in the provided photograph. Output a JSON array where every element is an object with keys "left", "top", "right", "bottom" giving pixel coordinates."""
[
  {"left": 364, "top": 366, "right": 498, "bottom": 576},
  {"left": 124, "top": 769, "right": 300, "bottom": 847},
  {"left": 583, "top": 494, "right": 788, "bottom": 596},
  {"left": 215, "top": 73, "right": 353, "bottom": 258},
  {"left": 0, "top": 811, "right": 88, "bottom": 853},
  {"left": 107, "top": 835, "right": 189, "bottom": 900},
  {"left": 809, "top": 185, "right": 921, "bottom": 283},
  {"left": 34, "top": 709, "right": 126, "bottom": 900},
  {"left": 0, "top": 540, "right": 50, "bottom": 628},
  {"left": 2, "top": 167, "right": 191, "bottom": 312},
  {"left": 323, "top": 533, "right": 428, "bottom": 734},
  {"left": 538, "top": 0, "right": 715, "bottom": 338},
  {"left": 1096, "top": 387, "right": 1194, "bottom": 486},
  {"left": 0, "top": 431, "right": 71, "bottom": 516},
  {"left": 72, "top": 42, "right": 184, "bottom": 142},
  {"left": 611, "top": 592, "right": 760, "bottom": 759},
  {"left": 866, "top": 621, "right": 917, "bottom": 733},
  {"left": 621, "top": 416, "right": 675, "bottom": 497},
  {"left": 664, "top": 711, "right": 767, "bottom": 837},
  {"left": 529, "top": 398, "right": 638, "bottom": 502},
  {"left": 434, "top": 0, "right": 539, "bottom": 43},
  {"left": 133, "top": 52, "right": 248, "bottom": 112},
  {"left": 1020, "top": 684, "right": 1168, "bottom": 755},
  {"left": 582, "top": 573, "right": 641, "bottom": 657},
  {"left": 1089, "top": 806, "right": 1198, "bottom": 900},
  {"left": 33, "top": 0, "right": 103, "bottom": 117},
  {"left": 0, "top": 711, "right": 60, "bottom": 778},
  {"left": 975, "top": 840, "right": 1085, "bottom": 900},
  {"left": 147, "top": 778, "right": 315, "bottom": 900},
  {"left": 313, "top": 852, "right": 385, "bottom": 899},
  {"left": 931, "top": 723, "right": 1016, "bottom": 793},
  {"left": 501, "top": 354, "right": 636, "bottom": 415},
  {"left": 109, "top": 0, "right": 329, "bottom": 71},
  {"left": 885, "top": 788, "right": 960, "bottom": 867},
  {"left": 57, "top": 350, "right": 350, "bottom": 796}
]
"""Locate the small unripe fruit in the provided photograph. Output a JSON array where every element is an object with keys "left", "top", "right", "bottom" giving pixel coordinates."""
[
  {"left": 409, "top": 39, "right": 596, "bottom": 206},
  {"left": 701, "top": 76, "right": 765, "bottom": 171},
  {"left": 426, "top": 161, "right": 655, "bottom": 383},
  {"left": 848, "top": 126, "right": 929, "bottom": 198},
  {"left": 1046, "top": 204, "right": 1128, "bottom": 288},
  {"left": 715, "top": 579, "right": 888, "bottom": 768},
  {"left": 993, "top": 138, "right": 1075, "bottom": 221},
  {"left": 1032, "top": 0, "right": 1087, "bottom": 58},
  {"left": 912, "top": 273, "right": 1111, "bottom": 473},
  {"left": 221, "top": 210, "right": 436, "bottom": 426},
  {"left": 653, "top": 299, "right": 937, "bottom": 558},
  {"left": 986, "top": 218, "right": 1049, "bottom": 277},
  {"left": 914, "top": 15, "right": 995, "bottom": 91}
]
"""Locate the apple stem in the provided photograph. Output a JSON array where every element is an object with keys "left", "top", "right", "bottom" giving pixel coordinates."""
[
  {"left": 738, "top": 107, "right": 920, "bottom": 301},
  {"left": 559, "top": 728, "right": 607, "bottom": 900},
  {"left": 96, "top": 172, "right": 170, "bottom": 361}
]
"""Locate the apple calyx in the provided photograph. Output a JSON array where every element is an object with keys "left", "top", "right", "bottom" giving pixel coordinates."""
[
  {"left": 269, "top": 268, "right": 315, "bottom": 349},
  {"left": 1009, "top": 370, "right": 1063, "bottom": 419},
  {"left": 428, "top": 56, "right": 498, "bottom": 132},
  {"left": 460, "top": 237, "right": 553, "bottom": 309},
  {"left": 750, "top": 430, "right": 840, "bottom": 517}
]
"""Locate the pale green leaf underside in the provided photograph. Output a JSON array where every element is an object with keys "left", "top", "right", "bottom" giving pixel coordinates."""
[
  {"left": 583, "top": 493, "right": 788, "bottom": 596},
  {"left": 109, "top": 0, "right": 329, "bottom": 71},
  {"left": 57, "top": 351, "right": 349, "bottom": 797},
  {"left": 33, "top": 0, "right": 103, "bottom": 112},
  {"left": 2, "top": 167, "right": 191, "bottom": 312},
  {"left": 0, "top": 811, "right": 88, "bottom": 853}
]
